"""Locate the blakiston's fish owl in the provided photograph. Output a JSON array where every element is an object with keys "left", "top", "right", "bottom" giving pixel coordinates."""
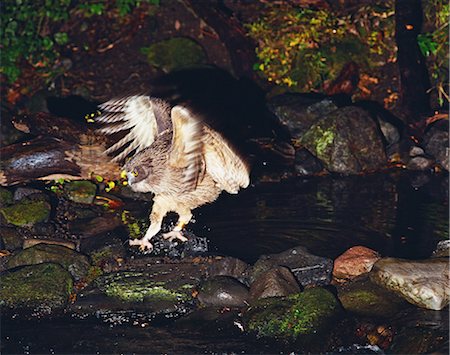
[{"left": 96, "top": 96, "right": 250, "bottom": 251}]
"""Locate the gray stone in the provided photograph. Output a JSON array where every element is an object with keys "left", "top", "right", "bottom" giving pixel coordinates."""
[
  {"left": 250, "top": 246, "right": 333, "bottom": 287},
  {"left": 406, "top": 156, "right": 434, "bottom": 171},
  {"left": 13, "top": 187, "right": 44, "bottom": 201},
  {"left": 197, "top": 276, "right": 249, "bottom": 307},
  {"left": 208, "top": 256, "right": 250, "bottom": 285},
  {"left": 378, "top": 120, "right": 400, "bottom": 146},
  {"left": 300, "top": 106, "right": 387, "bottom": 174},
  {"left": 249, "top": 266, "right": 301, "bottom": 301},
  {"left": 409, "top": 146, "right": 425, "bottom": 157},
  {"left": 370, "top": 257, "right": 449, "bottom": 310},
  {"left": 423, "top": 120, "right": 449, "bottom": 171},
  {"left": 6, "top": 244, "right": 91, "bottom": 281},
  {"left": 294, "top": 148, "right": 325, "bottom": 176}
]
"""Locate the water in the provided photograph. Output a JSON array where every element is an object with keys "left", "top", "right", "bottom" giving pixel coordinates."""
[{"left": 1, "top": 171, "right": 448, "bottom": 354}]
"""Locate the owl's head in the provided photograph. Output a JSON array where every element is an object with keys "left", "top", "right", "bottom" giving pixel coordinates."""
[{"left": 123, "top": 151, "right": 154, "bottom": 192}]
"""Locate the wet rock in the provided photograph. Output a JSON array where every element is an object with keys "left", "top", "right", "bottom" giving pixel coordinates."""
[
  {"left": 0, "top": 187, "right": 13, "bottom": 206},
  {"left": 337, "top": 279, "right": 408, "bottom": 318},
  {"left": 6, "top": 244, "right": 90, "bottom": 281},
  {"left": 23, "top": 238, "right": 77, "bottom": 250},
  {"left": 0, "top": 197, "right": 51, "bottom": 227},
  {"left": 87, "top": 243, "right": 126, "bottom": 273},
  {"left": 249, "top": 266, "right": 301, "bottom": 301},
  {"left": 96, "top": 271, "right": 193, "bottom": 303},
  {"left": 300, "top": 106, "right": 386, "bottom": 174},
  {"left": 333, "top": 246, "right": 380, "bottom": 283},
  {"left": 175, "top": 307, "right": 241, "bottom": 334},
  {"left": 294, "top": 148, "right": 325, "bottom": 175},
  {"left": 13, "top": 187, "right": 43, "bottom": 201},
  {"left": 268, "top": 94, "right": 339, "bottom": 137},
  {"left": 0, "top": 226, "right": 24, "bottom": 250},
  {"left": 64, "top": 180, "right": 97, "bottom": 204},
  {"left": 208, "top": 256, "right": 250, "bottom": 285},
  {"left": 244, "top": 287, "right": 342, "bottom": 340},
  {"left": 251, "top": 246, "right": 333, "bottom": 287},
  {"left": 197, "top": 276, "right": 249, "bottom": 308},
  {"left": 0, "top": 263, "right": 73, "bottom": 312},
  {"left": 406, "top": 156, "right": 434, "bottom": 171},
  {"left": 370, "top": 258, "right": 449, "bottom": 310},
  {"left": 432, "top": 240, "right": 450, "bottom": 258},
  {"left": 423, "top": 120, "right": 449, "bottom": 171},
  {"left": 141, "top": 37, "right": 206, "bottom": 73},
  {"left": 150, "top": 231, "right": 209, "bottom": 258}
]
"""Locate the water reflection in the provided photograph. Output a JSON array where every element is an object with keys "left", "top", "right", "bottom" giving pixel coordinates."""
[{"left": 193, "top": 172, "right": 448, "bottom": 262}]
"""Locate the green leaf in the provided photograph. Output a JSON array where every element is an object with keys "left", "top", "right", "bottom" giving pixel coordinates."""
[{"left": 54, "top": 32, "right": 69, "bottom": 45}]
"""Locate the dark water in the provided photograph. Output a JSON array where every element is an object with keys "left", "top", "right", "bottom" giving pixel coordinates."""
[
  {"left": 2, "top": 171, "right": 448, "bottom": 354},
  {"left": 194, "top": 171, "right": 448, "bottom": 262}
]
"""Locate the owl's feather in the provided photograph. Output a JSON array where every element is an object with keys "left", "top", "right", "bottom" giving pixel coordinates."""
[{"left": 96, "top": 95, "right": 250, "bottom": 250}]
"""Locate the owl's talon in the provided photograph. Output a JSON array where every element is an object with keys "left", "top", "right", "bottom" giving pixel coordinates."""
[
  {"left": 129, "top": 238, "right": 154, "bottom": 252},
  {"left": 162, "top": 230, "right": 188, "bottom": 243}
]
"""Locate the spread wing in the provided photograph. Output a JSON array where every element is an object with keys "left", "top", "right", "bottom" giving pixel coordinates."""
[
  {"left": 96, "top": 95, "right": 171, "bottom": 162},
  {"left": 170, "top": 106, "right": 250, "bottom": 194}
]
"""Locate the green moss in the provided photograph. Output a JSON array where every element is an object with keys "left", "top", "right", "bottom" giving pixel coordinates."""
[
  {"left": 301, "top": 123, "right": 336, "bottom": 162},
  {"left": 0, "top": 199, "right": 50, "bottom": 226},
  {"left": 64, "top": 180, "right": 97, "bottom": 204},
  {"left": 245, "top": 287, "right": 342, "bottom": 339},
  {"left": 141, "top": 37, "right": 206, "bottom": 72},
  {"left": 96, "top": 271, "right": 191, "bottom": 303},
  {"left": 0, "top": 188, "right": 13, "bottom": 206},
  {"left": 121, "top": 210, "right": 147, "bottom": 240},
  {"left": 0, "top": 263, "right": 73, "bottom": 309}
]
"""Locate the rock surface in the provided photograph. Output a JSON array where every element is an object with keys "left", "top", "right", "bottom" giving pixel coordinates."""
[
  {"left": 251, "top": 246, "right": 333, "bottom": 287},
  {"left": 300, "top": 106, "right": 386, "bottom": 174},
  {"left": 249, "top": 266, "right": 301, "bottom": 301},
  {"left": 64, "top": 180, "right": 97, "bottom": 204},
  {"left": 333, "top": 246, "right": 380, "bottom": 282},
  {"left": 0, "top": 196, "right": 51, "bottom": 227},
  {"left": 423, "top": 120, "right": 449, "bottom": 171},
  {"left": 0, "top": 263, "right": 73, "bottom": 311},
  {"left": 337, "top": 279, "right": 408, "bottom": 318},
  {"left": 6, "top": 244, "right": 91, "bottom": 281},
  {"left": 244, "top": 287, "right": 342, "bottom": 340},
  {"left": 207, "top": 256, "right": 250, "bottom": 285},
  {"left": 197, "top": 275, "right": 249, "bottom": 307},
  {"left": 370, "top": 258, "right": 450, "bottom": 310}
]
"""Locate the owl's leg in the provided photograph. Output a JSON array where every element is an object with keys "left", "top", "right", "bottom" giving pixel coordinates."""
[
  {"left": 129, "top": 198, "right": 167, "bottom": 251},
  {"left": 162, "top": 209, "right": 193, "bottom": 243}
]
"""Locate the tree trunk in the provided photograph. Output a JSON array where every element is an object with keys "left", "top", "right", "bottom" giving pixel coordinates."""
[{"left": 395, "top": 0, "right": 432, "bottom": 126}]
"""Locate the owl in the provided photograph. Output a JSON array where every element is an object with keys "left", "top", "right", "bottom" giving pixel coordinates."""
[{"left": 96, "top": 95, "right": 250, "bottom": 251}]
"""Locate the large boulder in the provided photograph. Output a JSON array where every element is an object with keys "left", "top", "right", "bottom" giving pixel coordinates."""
[
  {"left": 197, "top": 275, "right": 249, "bottom": 307},
  {"left": 300, "top": 106, "right": 386, "bottom": 174},
  {"left": 370, "top": 258, "right": 449, "bottom": 310}
]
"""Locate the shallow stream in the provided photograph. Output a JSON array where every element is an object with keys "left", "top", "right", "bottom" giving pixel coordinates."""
[{"left": 2, "top": 171, "right": 448, "bottom": 354}]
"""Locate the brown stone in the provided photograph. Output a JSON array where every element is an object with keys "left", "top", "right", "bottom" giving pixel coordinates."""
[
  {"left": 249, "top": 266, "right": 301, "bottom": 302},
  {"left": 333, "top": 246, "right": 380, "bottom": 282}
]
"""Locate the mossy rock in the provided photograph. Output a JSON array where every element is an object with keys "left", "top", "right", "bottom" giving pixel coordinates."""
[
  {"left": 0, "top": 198, "right": 50, "bottom": 227},
  {"left": 0, "top": 187, "right": 13, "bottom": 206},
  {"left": 64, "top": 180, "right": 97, "bottom": 204},
  {"left": 96, "top": 271, "right": 193, "bottom": 303},
  {"left": 244, "top": 287, "right": 342, "bottom": 340},
  {"left": 300, "top": 106, "right": 386, "bottom": 174},
  {"left": 0, "top": 263, "right": 73, "bottom": 310},
  {"left": 6, "top": 244, "right": 91, "bottom": 281},
  {"left": 0, "top": 226, "right": 24, "bottom": 250},
  {"left": 337, "top": 279, "right": 408, "bottom": 318},
  {"left": 141, "top": 37, "right": 206, "bottom": 72}
]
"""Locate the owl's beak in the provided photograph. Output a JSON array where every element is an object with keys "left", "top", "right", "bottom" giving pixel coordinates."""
[{"left": 126, "top": 172, "right": 134, "bottom": 186}]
